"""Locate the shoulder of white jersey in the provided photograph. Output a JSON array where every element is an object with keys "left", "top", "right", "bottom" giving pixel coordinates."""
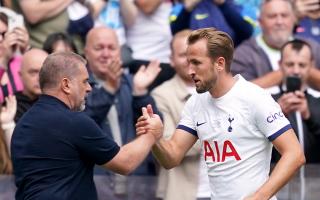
[
  {"left": 184, "top": 92, "right": 210, "bottom": 111},
  {"left": 235, "top": 75, "right": 270, "bottom": 101}
]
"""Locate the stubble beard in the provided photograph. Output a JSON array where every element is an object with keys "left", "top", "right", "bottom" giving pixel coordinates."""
[{"left": 196, "top": 78, "right": 215, "bottom": 94}]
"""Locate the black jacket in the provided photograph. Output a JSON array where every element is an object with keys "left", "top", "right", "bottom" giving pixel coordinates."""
[
  {"left": 14, "top": 92, "right": 38, "bottom": 123},
  {"left": 272, "top": 88, "right": 320, "bottom": 163}
]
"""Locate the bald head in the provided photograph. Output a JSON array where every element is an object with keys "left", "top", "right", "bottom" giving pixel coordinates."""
[
  {"left": 85, "top": 27, "right": 119, "bottom": 48},
  {"left": 20, "top": 48, "right": 48, "bottom": 99},
  {"left": 84, "top": 27, "right": 121, "bottom": 79},
  {"left": 21, "top": 48, "right": 48, "bottom": 71}
]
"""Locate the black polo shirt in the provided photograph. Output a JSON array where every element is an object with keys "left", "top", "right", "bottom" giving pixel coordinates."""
[{"left": 11, "top": 95, "right": 120, "bottom": 200}]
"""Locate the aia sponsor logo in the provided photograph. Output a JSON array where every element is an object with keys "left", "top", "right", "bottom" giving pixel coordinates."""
[
  {"left": 266, "top": 111, "right": 284, "bottom": 123},
  {"left": 203, "top": 140, "right": 241, "bottom": 162}
]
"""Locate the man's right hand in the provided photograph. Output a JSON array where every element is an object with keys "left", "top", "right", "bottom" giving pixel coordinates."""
[
  {"left": 102, "top": 58, "right": 123, "bottom": 94},
  {"left": 277, "top": 91, "right": 310, "bottom": 119},
  {"left": 136, "top": 104, "right": 163, "bottom": 140}
]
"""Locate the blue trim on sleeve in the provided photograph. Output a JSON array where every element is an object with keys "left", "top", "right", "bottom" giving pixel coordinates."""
[
  {"left": 177, "top": 125, "right": 198, "bottom": 137},
  {"left": 268, "top": 124, "right": 292, "bottom": 141}
]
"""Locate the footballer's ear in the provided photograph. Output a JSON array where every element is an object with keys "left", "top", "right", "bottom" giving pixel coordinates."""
[{"left": 216, "top": 56, "right": 226, "bottom": 72}]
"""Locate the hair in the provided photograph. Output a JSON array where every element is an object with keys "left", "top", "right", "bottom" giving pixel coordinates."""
[
  {"left": 170, "top": 29, "right": 192, "bottom": 52},
  {"left": 43, "top": 32, "right": 78, "bottom": 54},
  {"left": 187, "top": 28, "right": 234, "bottom": 72},
  {"left": 260, "top": 0, "right": 294, "bottom": 16},
  {"left": 39, "top": 52, "right": 86, "bottom": 92},
  {"left": 0, "top": 12, "right": 8, "bottom": 26},
  {"left": 280, "top": 39, "right": 313, "bottom": 61}
]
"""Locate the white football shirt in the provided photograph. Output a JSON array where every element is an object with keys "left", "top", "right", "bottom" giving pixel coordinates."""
[{"left": 177, "top": 75, "right": 291, "bottom": 200}]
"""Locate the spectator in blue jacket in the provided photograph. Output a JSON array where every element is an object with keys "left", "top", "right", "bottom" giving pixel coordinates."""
[
  {"left": 170, "top": 0, "right": 253, "bottom": 46},
  {"left": 84, "top": 27, "right": 161, "bottom": 176}
]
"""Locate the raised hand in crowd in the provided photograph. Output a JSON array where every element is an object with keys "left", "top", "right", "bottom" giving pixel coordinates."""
[
  {"left": 1, "top": 95, "right": 17, "bottom": 155},
  {"left": 102, "top": 58, "right": 123, "bottom": 94},
  {"left": 277, "top": 91, "right": 310, "bottom": 119},
  {"left": 294, "top": 0, "right": 320, "bottom": 19},
  {"left": 0, "top": 34, "right": 12, "bottom": 67},
  {"left": 133, "top": 60, "right": 161, "bottom": 95},
  {"left": 1, "top": 95, "right": 17, "bottom": 125},
  {"left": 5, "top": 27, "right": 29, "bottom": 54}
]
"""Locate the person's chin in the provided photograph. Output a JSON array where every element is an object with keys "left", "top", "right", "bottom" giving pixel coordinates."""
[
  {"left": 79, "top": 104, "right": 86, "bottom": 112},
  {"left": 34, "top": 90, "right": 42, "bottom": 96}
]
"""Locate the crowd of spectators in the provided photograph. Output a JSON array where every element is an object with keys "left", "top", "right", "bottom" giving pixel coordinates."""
[{"left": 0, "top": 0, "right": 320, "bottom": 199}]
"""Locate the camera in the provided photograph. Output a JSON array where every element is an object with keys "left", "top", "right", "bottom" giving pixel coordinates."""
[{"left": 286, "top": 76, "right": 301, "bottom": 92}]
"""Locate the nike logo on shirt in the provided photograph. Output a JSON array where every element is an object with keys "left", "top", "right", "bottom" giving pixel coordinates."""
[
  {"left": 195, "top": 14, "right": 209, "bottom": 20},
  {"left": 196, "top": 122, "right": 206, "bottom": 127}
]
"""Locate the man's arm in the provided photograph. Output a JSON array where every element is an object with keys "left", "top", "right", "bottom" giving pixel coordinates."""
[
  {"left": 103, "top": 106, "right": 163, "bottom": 175},
  {"left": 152, "top": 129, "right": 198, "bottom": 169},
  {"left": 136, "top": 104, "right": 198, "bottom": 169},
  {"left": 245, "top": 129, "right": 305, "bottom": 200},
  {"left": 152, "top": 88, "right": 201, "bottom": 157},
  {"left": 251, "top": 70, "right": 283, "bottom": 89},
  {"left": 308, "top": 67, "right": 320, "bottom": 91},
  {"left": 1, "top": 95, "right": 17, "bottom": 156},
  {"left": 120, "top": 0, "right": 138, "bottom": 27},
  {"left": 217, "top": 0, "right": 253, "bottom": 45},
  {"left": 102, "top": 132, "right": 157, "bottom": 175},
  {"left": 19, "top": 0, "right": 73, "bottom": 24},
  {"left": 134, "top": 0, "right": 162, "bottom": 15}
]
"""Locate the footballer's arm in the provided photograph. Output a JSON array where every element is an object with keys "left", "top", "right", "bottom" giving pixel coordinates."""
[
  {"left": 152, "top": 129, "right": 197, "bottom": 169},
  {"left": 245, "top": 129, "right": 305, "bottom": 200}
]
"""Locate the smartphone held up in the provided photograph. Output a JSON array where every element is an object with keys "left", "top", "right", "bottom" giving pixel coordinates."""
[{"left": 286, "top": 76, "right": 302, "bottom": 92}]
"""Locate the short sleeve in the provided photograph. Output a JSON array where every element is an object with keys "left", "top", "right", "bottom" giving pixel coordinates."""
[
  {"left": 177, "top": 95, "right": 198, "bottom": 137},
  {"left": 253, "top": 91, "right": 291, "bottom": 141},
  {"left": 73, "top": 113, "right": 120, "bottom": 165}
]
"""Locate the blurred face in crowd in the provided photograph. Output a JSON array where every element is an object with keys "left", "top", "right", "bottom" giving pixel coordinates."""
[
  {"left": 84, "top": 27, "right": 121, "bottom": 79},
  {"left": 187, "top": 39, "right": 218, "bottom": 93},
  {"left": 52, "top": 40, "right": 74, "bottom": 53},
  {"left": 0, "top": 19, "right": 8, "bottom": 61},
  {"left": 20, "top": 49, "right": 48, "bottom": 99},
  {"left": 280, "top": 44, "right": 313, "bottom": 86},
  {"left": 171, "top": 34, "right": 193, "bottom": 85},
  {"left": 68, "top": 63, "right": 92, "bottom": 112},
  {"left": 259, "top": 0, "right": 296, "bottom": 49}
]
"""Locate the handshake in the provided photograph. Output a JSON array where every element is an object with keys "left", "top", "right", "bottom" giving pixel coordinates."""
[{"left": 135, "top": 104, "right": 164, "bottom": 142}]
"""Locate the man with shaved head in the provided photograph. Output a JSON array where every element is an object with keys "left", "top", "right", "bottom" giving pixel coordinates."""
[{"left": 14, "top": 48, "right": 48, "bottom": 122}]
